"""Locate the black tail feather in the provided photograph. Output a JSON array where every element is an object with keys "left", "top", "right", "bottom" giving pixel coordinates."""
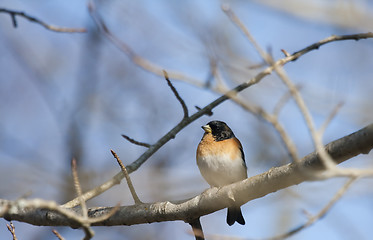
[{"left": 227, "top": 207, "right": 245, "bottom": 226}]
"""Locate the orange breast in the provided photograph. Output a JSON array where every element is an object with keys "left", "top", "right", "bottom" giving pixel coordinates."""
[{"left": 197, "top": 133, "right": 243, "bottom": 162}]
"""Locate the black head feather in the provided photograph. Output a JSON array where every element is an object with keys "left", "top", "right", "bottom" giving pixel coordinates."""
[{"left": 207, "top": 121, "right": 234, "bottom": 141}]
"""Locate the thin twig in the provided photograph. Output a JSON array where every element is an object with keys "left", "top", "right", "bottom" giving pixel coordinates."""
[
  {"left": 62, "top": 32, "right": 373, "bottom": 208},
  {"left": 275, "top": 64, "right": 337, "bottom": 170},
  {"left": 291, "top": 33, "right": 373, "bottom": 61},
  {"left": 52, "top": 229, "right": 65, "bottom": 240},
  {"left": 223, "top": 91, "right": 299, "bottom": 162},
  {"left": 189, "top": 218, "right": 205, "bottom": 240},
  {"left": 0, "top": 8, "right": 86, "bottom": 33},
  {"left": 223, "top": 5, "right": 338, "bottom": 170},
  {"left": 281, "top": 49, "right": 291, "bottom": 57},
  {"left": 319, "top": 102, "right": 344, "bottom": 136},
  {"left": 71, "top": 159, "right": 88, "bottom": 218},
  {"left": 273, "top": 84, "right": 302, "bottom": 116},
  {"left": 88, "top": 1, "right": 203, "bottom": 87},
  {"left": 6, "top": 222, "right": 17, "bottom": 240},
  {"left": 222, "top": 4, "right": 270, "bottom": 62},
  {"left": 195, "top": 106, "right": 213, "bottom": 116},
  {"left": 111, "top": 150, "right": 142, "bottom": 204},
  {"left": 163, "top": 70, "right": 189, "bottom": 118},
  {"left": 209, "top": 65, "right": 298, "bottom": 162},
  {"left": 121, "top": 134, "right": 151, "bottom": 148},
  {"left": 71, "top": 159, "right": 95, "bottom": 239},
  {"left": 267, "top": 177, "right": 357, "bottom": 240}
]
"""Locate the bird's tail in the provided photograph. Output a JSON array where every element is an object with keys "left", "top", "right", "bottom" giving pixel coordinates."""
[{"left": 227, "top": 207, "right": 245, "bottom": 226}]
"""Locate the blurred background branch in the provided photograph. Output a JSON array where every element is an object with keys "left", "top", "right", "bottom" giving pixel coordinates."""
[
  {"left": 0, "top": 8, "right": 86, "bottom": 32},
  {"left": 0, "top": 0, "right": 373, "bottom": 239}
]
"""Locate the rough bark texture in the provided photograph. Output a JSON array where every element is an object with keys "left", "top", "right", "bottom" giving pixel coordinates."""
[{"left": 1, "top": 124, "right": 372, "bottom": 227}]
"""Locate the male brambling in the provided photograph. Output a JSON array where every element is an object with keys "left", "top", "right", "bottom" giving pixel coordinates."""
[{"left": 196, "top": 120, "right": 247, "bottom": 226}]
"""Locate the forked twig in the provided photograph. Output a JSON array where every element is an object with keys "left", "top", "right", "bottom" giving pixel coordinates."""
[
  {"left": 275, "top": 64, "right": 337, "bottom": 170},
  {"left": 2, "top": 124, "right": 373, "bottom": 227},
  {"left": 6, "top": 222, "right": 17, "bottom": 240},
  {"left": 223, "top": 4, "right": 341, "bottom": 170},
  {"left": 62, "top": 31, "right": 373, "bottom": 208},
  {"left": 267, "top": 177, "right": 357, "bottom": 240},
  {"left": 223, "top": 88, "right": 299, "bottom": 162}
]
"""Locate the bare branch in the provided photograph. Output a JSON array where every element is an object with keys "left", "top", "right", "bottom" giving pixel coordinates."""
[
  {"left": 3, "top": 124, "right": 372, "bottom": 226},
  {"left": 207, "top": 62, "right": 299, "bottom": 161},
  {"left": 71, "top": 159, "right": 95, "bottom": 239},
  {"left": 62, "top": 32, "right": 373, "bottom": 208},
  {"left": 291, "top": 33, "right": 373, "bottom": 61},
  {"left": 110, "top": 150, "right": 142, "bottom": 204},
  {"left": 2, "top": 199, "right": 88, "bottom": 227},
  {"left": 222, "top": 5, "right": 365, "bottom": 172},
  {"left": 87, "top": 1, "right": 203, "bottom": 87},
  {"left": 281, "top": 49, "right": 291, "bottom": 57},
  {"left": 319, "top": 102, "right": 344, "bottom": 136},
  {"left": 274, "top": 64, "right": 338, "bottom": 170},
  {"left": 71, "top": 159, "right": 88, "bottom": 219},
  {"left": 62, "top": 62, "right": 271, "bottom": 208},
  {"left": 195, "top": 106, "right": 213, "bottom": 116},
  {"left": 163, "top": 70, "right": 189, "bottom": 118},
  {"left": 268, "top": 177, "right": 356, "bottom": 240},
  {"left": 224, "top": 92, "right": 299, "bottom": 162},
  {"left": 52, "top": 229, "right": 65, "bottom": 240},
  {"left": 121, "top": 134, "right": 151, "bottom": 148},
  {"left": 222, "top": 4, "right": 270, "bottom": 62},
  {"left": 0, "top": 8, "right": 86, "bottom": 33},
  {"left": 273, "top": 84, "right": 302, "bottom": 116},
  {"left": 6, "top": 222, "right": 17, "bottom": 240}
]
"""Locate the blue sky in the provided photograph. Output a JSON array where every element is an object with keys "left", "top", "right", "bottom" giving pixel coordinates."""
[{"left": 0, "top": 0, "right": 373, "bottom": 239}]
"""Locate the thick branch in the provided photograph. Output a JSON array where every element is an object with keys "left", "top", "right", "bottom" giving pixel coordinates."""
[{"left": 2, "top": 124, "right": 372, "bottom": 226}]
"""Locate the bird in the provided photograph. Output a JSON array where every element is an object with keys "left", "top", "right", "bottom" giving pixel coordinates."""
[{"left": 196, "top": 120, "right": 247, "bottom": 226}]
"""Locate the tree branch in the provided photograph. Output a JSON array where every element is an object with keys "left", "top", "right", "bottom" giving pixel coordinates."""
[
  {"left": 71, "top": 158, "right": 94, "bottom": 239},
  {"left": 87, "top": 1, "right": 203, "bottom": 87},
  {"left": 267, "top": 177, "right": 356, "bottom": 240},
  {"left": 0, "top": 8, "right": 86, "bottom": 33},
  {"left": 6, "top": 222, "right": 17, "bottom": 240},
  {"left": 62, "top": 32, "right": 373, "bottom": 209},
  {"left": 163, "top": 70, "right": 189, "bottom": 119},
  {"left": 52, "top": 229, "right": 65, "bottom": 240},
  {"left": 2, "top": 123, "right": 372, "bottom": 226},
  {"left": 121, "top": 134, "right": 151, "bottom": 148},
  {"left": 222, "top": 5, "right": 372, "bottom": 174},
  {"left": 111, "top": 150, "right": 142, "bottom": 204}
]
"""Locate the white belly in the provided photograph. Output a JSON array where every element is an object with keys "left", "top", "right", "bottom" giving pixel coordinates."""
[{"left": 197, "top": 153, "right": 247, "bottom": 187}]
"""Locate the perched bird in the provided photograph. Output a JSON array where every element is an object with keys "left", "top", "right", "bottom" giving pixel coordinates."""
[{"left": 196, "top": 120, "right": 247, "bottom": 226}]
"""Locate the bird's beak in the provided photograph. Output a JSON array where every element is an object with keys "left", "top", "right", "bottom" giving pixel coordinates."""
[{"left": 202, "top": 124, "right": 212, "bottom": 133}]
